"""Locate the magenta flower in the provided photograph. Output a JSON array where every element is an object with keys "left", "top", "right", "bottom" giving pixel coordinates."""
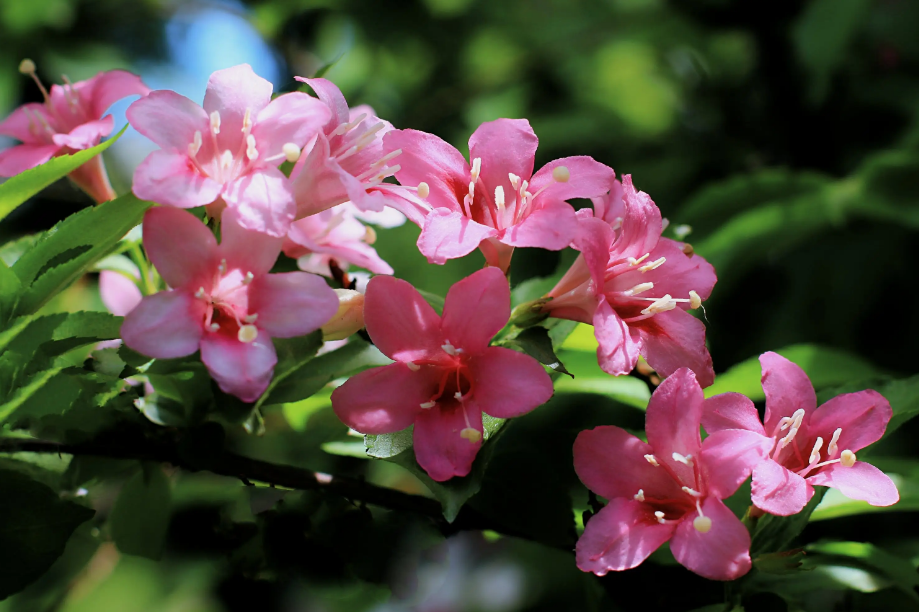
[
  {"left": 382, "top": 119, "right": 615, "bottom": 272},
  {"left": 703, "top": 352, "right": 900, "bottom": 516},
  {"left": 331, "top": 267, "right": 554, "bottom": 481},
  {"left": 0, "top": 61, "right": 149, "bottom": 202},
  {"left": 575, "top": 369, "right": 772, "bottom": 581},
  {"left": 542, "top": 175, "right": 717, "bottom": 386},
  {"left": 127, "top": 64, "right": 331, "bottom": 237},
  {"left": 282, "top": 203, "right": 393, "bottom": 277},
  {"left": 121, "top": 207, "right": 339, "bottom": 402},
  {"left": 290, "top": 78, "right": 401, "bottom": 218}
]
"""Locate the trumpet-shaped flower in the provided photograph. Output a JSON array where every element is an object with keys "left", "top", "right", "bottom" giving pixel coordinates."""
[
  {"left": 575, "top": 369, "right": 772, "bottom": 581},
  {"left": 121, "top": 207, "right": 338, "bottom": 402},
  {"left": 127, "top": 64, "right": 331, "bottom": 236},
  {"left": 542, "top": 175, "right": 717, "bottom": 386},
  {"left": 0, "top": 61, "right": 149, "bottom": 202},
  {"left": 703, "top": 352, "right": 899, "bottom": 516},
  {"left": 382, "top": 119, "right": 615, "bottom": 272},
  {"left": 331, "top": 267, "right": 553, "bottom": 481}
]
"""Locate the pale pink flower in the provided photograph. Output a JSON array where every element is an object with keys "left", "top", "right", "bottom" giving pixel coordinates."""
[
  {"left": 121, "top": 206, "right": 339, "bottom": 402},
  {"left": 331, "top": 267, "right": 553, "bottom": 481},
  {"left": 703, "top": 352, "right": 899, "bottom": 516},
  {"left": 99, "top": 267, "right": 142, "bottom": 317},
  {"left": 283, "top": 202, "right": 393, "bottom": 277},
  {"left": 542, "top": 175, "right": 717, "bottom": 386},
  {"left": 290, "top": 79, "right": 402, "bottom": 218},
  {"left": 127, "top": 64, "right": 330, "bottom": 237},
  {"left": 575, "top": 369, "right": 772, "bottom": 581},
  {"left": 0, "top": 61, "right": 149, "bottom": 202},
  {"left": 382, "top": 119, "right": 615, "bottom": 272}
]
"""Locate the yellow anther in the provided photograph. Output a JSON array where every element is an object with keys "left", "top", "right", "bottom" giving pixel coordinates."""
[
  {"left": 460, "top": 428, "right": 482, "bottom": 443},
  {"left": 552, "top": 165, "right": 570, "bottom": 182},
  {"left": 282, "top": 142, "right": 301, "bottom": 163},
  {"left": 841, "top": 450, "right": 856, "bottom": 467},
  {"left": 237, "top": 325, "right": 259, "bottom": 343},
  {"left": 416, "top": 182, "right": 430, "bottom": 199},
  {"left": 364, "top": 225, "right": 377, "bottom": 245},
  {"left": 18, "top": 58, "right": 36, "bottom": 75},
  {"left": 689, "top": 290, "right": 702, "bottom": 309},
  {"left": 693, "top": 515, "right": 712, "bottom": 533}
]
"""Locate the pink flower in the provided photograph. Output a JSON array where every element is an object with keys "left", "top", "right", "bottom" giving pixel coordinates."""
[
  {"left": 99, "top": 267, "right": 142, "bottom": 316},
  {"left": 127, "top": 64, "right": 331, "bottom": 237},
  {"left": 331, "top": 267, "right": 554, "bottom": 481},
  {"left": 121, "top": 206, "right": 339, "bottom": 402},
  {"left": 574, "top": 369, "right": 772, "bottom": 581},
  {"left": 283, "top": 203, "right": 393, "bottom": 277},
  {"left": 290, "top": 79, "right": 402, "bottom": 218},
  {"left": 542, "top": 175, "right": 717, "bottom": 386},
  {"left": 382, "top": 119, "right": 615, "bottom": 272},
  {"left": 703, "top": 352, "right": 900, "bottom": 516},
  {"left": 0, "top": 61, "right": 149, "bottom": 202}
]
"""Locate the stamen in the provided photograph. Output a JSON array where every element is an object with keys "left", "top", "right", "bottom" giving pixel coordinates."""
[
  {"left": 241, "top": 108, "right": 252, "bottom": 132},
  {"left": 611, "top": 217, "right": 623, "bottom": 231},
  {"left": 442, "top": 341, "right": 457, "bottom": 356},
  {"left": 188, "top": 130, "right": 203, "bottom": 157},
  {"left": 244, "top": 313, "right": 258, "bottom": 324},
  {"left": 282, "top": 143, "right": 301, "bottom": 163},
  {"left": 672, "top": 452, "right": 694, "bottom": 467},
  {"left": 18, "top": 58, "right": 36, "bottom": 75},
  {"left": 416, "top": 182, "right": 430, "bottom": 198},
  {"left": 330, "top": 113, "right": 367, "bottom": 137},
  {"left": 624, "top": 282, "right": 654, "bottom": 297},
  {"left": 840, "top": 450, "right": 856, "bottom": 467},
  {"left": 634, "top": 489, "right": 645, "bottom": 502},
  {"left": 406, "top": 361, "right": 421, "bottom": 372},
  {"left": 61, "top": 75, "right": 79, "bottom": 109},
  {"left": 454, "top": 391, "right": 463, "bottom": 401},
  {"left": 689, "top": 290, "right": 702, "bottom": 309},
  {"left": 508, "top": 173, "right": 520, "bottom": 190},
  {"left": 641, "top": 295, "right": 677, "bottom": 316},
  {"left": 468, "top": 181, "right": 476, "bottom": 200},
  {"left": 494, "top": 186, "right": 506, "bottom": 212},
  {"left": 420, "top": 401, "right": 436, "bottom": 409},
  {"left": 654, "top": 511, "right": 666, "bottom": 524},
  {"left": 673, "top": 224, "right": 692, "bottom": 240},
  {"left": 693, "top": 515, "right": 712, "bottom": 533},
  {"left": 470, "top": 157, "right": 482, "bottom": 183},
  {"left": 808, "top": 437, "right": 824, "bottom": 465},
  {"left": 210, "top": 111, "right": 221, "bottom": 134},
  {"left": 460, "top": 428, "right": 482, "bottom": 443},
  {"left": 552, "top": 165, "right": 570, "bottom": 182},
  {"left": 194, "top": 286, "right": 207, "bottom": 299},
  {"left": 238, "top": 325, "right": 259, "bottom": 343},
  {"left": 644, "top": 454, "right": 660, "bottom": 467},
  {"left": 221, "top": 150, "right": 234, "bottom": 170},
  {"left": 242, "top": 271, "right": 254, "bottom": 285},
  {"left": 827, "top": 428, "right": 842, "bottom": 456},
  {"left": 639, "top": 257, "right": 666, "bottom": 273},
  {"left": 778, "top": 409, "right": 806, "bottom": 449},
  {"left": 682, "top": 486, "right": 702, "bottom": 497},
  {"left": 246, "top": 134, "right": 258, "bottom": 160},
  {"left": 364, "top": 226, "right": 377, "bottom": 245},
  {"left": 628, "top": 253, "right": 650, "bottom": 266},
  {"left": 209, "top": 323, "right": 220, "bottom": 332},
  {"left": 218, "top": 259, "right": 227, "bottom": 275}
]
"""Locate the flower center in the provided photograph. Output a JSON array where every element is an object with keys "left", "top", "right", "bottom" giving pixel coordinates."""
[
  {"left": 327, "top": 113, "right": 401, "bottom": 187},
  {"left": 769, "top": 413, "right": 857, "bottom": 475},
  {"left": 410, "top": 341, "right": 480, "bottom": 443},
  {"left": 636, "top": 454, "right": 710, "bottom": 531},
  {"left": 194, "top": 260, "right": 259, "bottom": 343}
]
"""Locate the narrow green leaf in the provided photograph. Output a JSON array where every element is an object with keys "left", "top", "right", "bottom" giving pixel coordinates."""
[
  {"left": 0, "top": 260, "right": 20, "bottom": 324},
  {"left": 503, "top": 326, "right": 572, "bottom": 377},
  {"left": 109, "top": 464, "right": 172, "bottom": 560},
  {"left": 751, "top": 488, "right": 826, "bottom": 555},
  {"left": 253, "top": 331, "right": 324, "bottom": 411},
  {"left": 807, "top": 540, "right": 919, "bottom": 601}
]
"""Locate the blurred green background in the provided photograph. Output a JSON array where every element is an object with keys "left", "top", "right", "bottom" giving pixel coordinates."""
[{"left": 3, "top": 0, "right": 919, "bottom": 610}]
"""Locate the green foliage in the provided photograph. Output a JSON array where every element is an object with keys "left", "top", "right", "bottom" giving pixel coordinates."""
[
  {"left": 501, "top": 325, "right": 572, "bottom": 377},
  {"left": 751, "top": 489, "right": 827, "bottom": 556},
  {"left": 109, "top": 464, "right": 172, "bottom": 560}
]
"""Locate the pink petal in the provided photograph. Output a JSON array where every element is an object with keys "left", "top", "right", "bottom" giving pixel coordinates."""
[
  {"left": 760, "top": 352, "right": 817, "bottom": 437},
  {"left": 441, "top": 267, "right": 509, "bottom": 354},
  {"left": 252, "top": 92, "right": 331, "bottom": 164},
  {"left": 702, "top": 393, "right": 767, "bottom": 436},
  {"left": 99, "top": 271, "right": 142, "bottom": 316},
  {"left": 0, "top": 103, "right": 50, "bottom": 143},
  {"left": 217, "top": 208, "right": 283, "bottom": 276},
  {"left": 384, "top": 129, "right": 469, "bottom": 213},
  {"left": 126, "top": 90, "right": 209, "bottom": 151},
  {"left": 85, "top": 70, "right": 150, "bottom": 118},
  {"left": 290, "top": 134, "right": 352, "bottom": 217},
  {"left": 413, "top": 400, "right": 483, "bottom": 481},
  {"left": 573, "top": 425, "right": 684, "bottom": 501},
  {"left": 528, "top": 156, "right": 615, "bottom": 206},
  {"left": 363, "top": 275, "right": 444, "bottom": 363},
  {"left": 591, "top": 177, "right": 624, "bottom": 226},
  {"left": 807, "top": 389, "right": 892, "bottom": 454},
  {"left": 470, "top": 347, "right": 553, "bottom": 418},
  {"left": 248, "top": 272, "right": 339, "bottom": 338},
  {"left": 121, "top": 291, "right": 205, "bottom": 359},
  {"left": 307, "top": 240, "right": 393, "bottom": 275},
  {"left": 142, "top": 206, "right": 219, "bottom": 289},
  {"left": 700, "top": 430, "right": 774, "bottom": 498},
  {"left": 132, "top": 150, "right": 222, "bottom": 209},
  {"left": 52, "top": 117, "right": 114, "bottom": 150},
  {"left": 295, "top": 77, "right": 350, "bottom": 129},
  {"left": 670, "top": 497, "right": 752, "bottom": 581},
  {"left": 807, "top": 462, "right": 899, "bottom": 507},
  {"left": 611, "top": 175, "right": 663, "bottom": 259},
  {"left": 467, "top": 118, "right": 537, "bottom": 200},
  {"left": 0, "top": 144, "right": 61, "bottom": 177},
  {"left": 331, "top": 363, "right": 440, "bottom": 434},
  {"left": 499, "top": 201, "right": 579, "bottom": 250},
  {"left": 751, "top": 459, "right": 812, "bottom": 516},
  {"left": 576, "top": 498, "right": 675, "bottom": 575},
  {"left": 572, "top": 217, "right": 614, "bottom": 289},
  {"left": 417, "top": 209, "right": 497, "bottom": 265},
  {"left": 199, "top": 330, "right": 277, "bottom": 402},
  {"left": 632, "top": 238, "right": 717, "bottom": 304},
  {"left": 638, "top": 309, "right": 715, "bottom": 388},
  {"left": 203, "top": 64, "right": 273, "bottom": 151},
  {"left": 593, "top": 297, "right": 641, "bottom": 376},
  {"left": 222, "top": 166, "right": 296, "bottom": 237},
  {"left": 645, "top": 367, "right": 703, "bottom": 484}
]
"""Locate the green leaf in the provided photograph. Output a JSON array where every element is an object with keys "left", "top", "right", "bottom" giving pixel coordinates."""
[
  {"left": 0, "top": 260, "right": 21, "bottom": 324},
  {"left": 815, "top": 374, "right": 919, "bottom": 439},
  {"left": 0, "top": 126, "right": 126, "bottom": 224},
  {"left": 253, "top": 331, "right": 324, "bottom": 411},
  {"left": 109, "top": 464, "right": 172, "bottom": 560},
  {"left": 502, "top": 326, "right": 572, "bottom": 377},
  {"left": 751, "top": 488, "right": 827, "bottom": 556},
  {"left": 12, "top": 193, "right": 152, "bottom": 315},
  {"left": 415, "top": 288, "right": 445, "bottom": 315},
  {"left": 0, "top": 468, "right": 95, "bottom": 600},
  {"left": 806, "top": 541, "right": 919, "bottom": 601}
]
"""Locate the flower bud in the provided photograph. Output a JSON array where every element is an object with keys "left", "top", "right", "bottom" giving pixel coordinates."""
[{"left": 322, "top": 289, "right": 365, "bottom": 341}]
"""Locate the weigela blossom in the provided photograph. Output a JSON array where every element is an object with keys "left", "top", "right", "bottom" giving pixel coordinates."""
[
  {"left": 121, "top": 206, "right": 339, "bottom": 402},
  {"left": 331, "top": 267, "right": 554, "bottom": 481},
  {"left": 0, "top": 60, "right": 149, "bottom": 202},
  {"left": 127, "top": 64, "right": 331, "bottom": 237},
  {"left": 382, "top": 119, "right": 615, "bottom": 272},
  {"left": 290, "top": 78, "right": 402, "bottom": 218},
  {"left": 574, "top": 369, "right": 772, "bottom": 581},
  {"left": 542, "top": 175, "right": 717, "bottom": 386},
  {"left": 99, "top": 267, "right": 142, "bottom": 317},
  {"left": 703, "top": 352, "right": 900, "bottom": 516}
]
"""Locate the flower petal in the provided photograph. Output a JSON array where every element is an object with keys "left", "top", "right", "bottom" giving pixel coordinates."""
[
  {"left": 638, "top": 308, "right": 715, "bottom": 388},
  {"left": 807, "top": 462, "right": 899, "bottom": 507},
  {"left": 52, "top": 117, "right": 114, "bottom": 150},
  {"left": 203, "top": 64, "right": 273, "bottom": 151},
  {"left": 417, "top": 209, "right": 497, "bottom": 265},
  {"left": 126, "top": 90, "right": 209, "bottom": 151},
  {"left": 751, "top": 459, "right": 812, "bottom": 516},
  {"left": 331, "top": 363, "right": 439, "bottom": 434},
  {"left": 670, "top": 497, "right": 752, "bottom": 581},
  {"left": 760, "top": 352, "right": 817, "bottom": 437},
  {"left": 468, "top": 118, "right": 538, "bottom": 199},
  {"left": 470, "top": 347, "right": 553, "bottom": 418},
  {"left": 528, "top": 156, "right": 615, "bottom": 206},
  {"left": 223, "top": 166, "right": 296, "bottom": 237},
  {"left": 631, "top": 238, "right": 717, "bottom": 304},
  {"left": 132, "top": 149, "right": 222, "bottom": 209},
  {"left": 99, "top": 271, "right": 142, "bottom": 316},
  {"left": 593, "top": 297, "right": 641, "bottom": 376},
  {"left": 611, "top": 175, "right": 663, "bottom": 259},
  {"left": 413, "top": 400, "right": 483, "bottom": 481},
  {"left": 290, "top": 134, "right": 352, "bottom": 217},
  {"left": 645, "top": 367, "right": 703, "bottom": 484},
  {"left": 0, "top": 144, "right": 61, "bottom": 177},
  {"left": 142, "top": 206, "right": 219, "bottom": 289},
  {"left": 199, "top": 330, "right": 277, "bottom": 402},
  {"left": 385, "top": 129, "right": 469, "bottom": 213},
  {"left": 85, "top": 70, "right": 150, "bottom": 118},
  {"left": 576, "top": 498, "right": 675, "bottom": 575},
  {"left": 701, "top": 430, "right": 774, "bottom": 498},
  {"left": 296, "top": 77, "right": 349, "bottom": 128},
  {"left": 441, "top": 267, "right": 509, "bottom": 354},
  {"left": 807, "top": 389, "right": 892, "bottom": 454},
  {"left": 500, "top": 201, "right": 579, "bottom": 250},
  {"left": 217, "top": 207, "right": 283, "bottom": 276},
  {"left": 248, "top": 272, "right": 339, "bottom": 338},
  {"left": 572, "top": 217, "right": 614, "bottom": 289},
  {"left": 0, "top": 103, "right": 50, "bottom": 143},
  {"left": 702, "top": 393, "right": 767, "bottom": 436},
  {"left": 121, "top": 291, "right": 205, "bottom": 359},
  {"left": 363, "top": 275, "right": 444, "bottom": 363},
  {"left": 252, "top": 92, "right": 331, "bottom": 164}
]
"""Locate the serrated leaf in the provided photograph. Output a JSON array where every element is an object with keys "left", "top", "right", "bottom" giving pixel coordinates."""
[
  {"left": 109, "top": 464, "right": 171, "bottom": 560},
  {"left": 0, "top": 126, "right": 126, "bottom": 224},
  {"left": 503, "top": 326, "right": 572, "bottom": 377},
  {"left": 0, "top": 260, "right": 21, "bottom": 324},
  {"left": 0, "top": 468, "right": 95, "bottom": 600}
]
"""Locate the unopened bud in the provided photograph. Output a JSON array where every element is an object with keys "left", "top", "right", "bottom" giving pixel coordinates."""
[
  {"left": 322, "top": 289, "right": 365, "bottom": 341},
  {"left": 509, "top": 297, "right": 551, "bottom": 328}
]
